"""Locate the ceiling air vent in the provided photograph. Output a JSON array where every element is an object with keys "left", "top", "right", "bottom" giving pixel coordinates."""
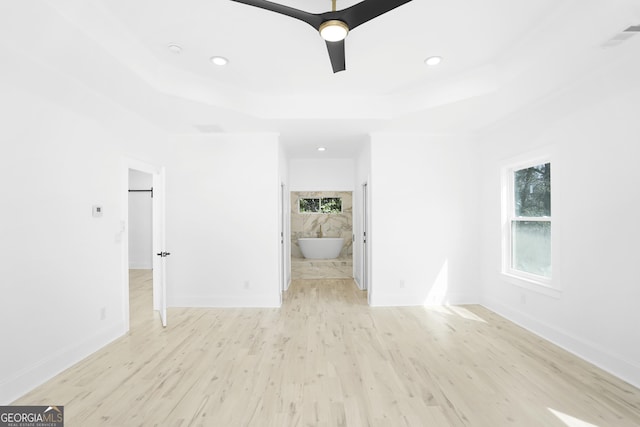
[
  {"left": 194, "top": 124, "right": 224, "bottom": 133},
  {"left": 601, "top": 25, "right": 640, "bottom": 48}
]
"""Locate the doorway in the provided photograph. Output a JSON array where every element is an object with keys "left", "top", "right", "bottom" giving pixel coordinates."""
[
  {"left": 128, "top": 169, "right": 154, "bottom": 329},
  {"left": 122, "top": 159, "right": 167, "bottom": 329},
  {"left": 290, "top": 191, "right": 354, "bottom": 280},
  {"left": 362, "top": 182, "right": 370, "bottom": 304},
  {"left": 279, "top": 182, "right": 288, "bottom": 302}
]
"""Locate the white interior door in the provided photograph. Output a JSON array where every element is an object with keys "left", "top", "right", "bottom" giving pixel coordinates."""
[{"left": 152, "top": 167, "right": 167, "bottom": 327}]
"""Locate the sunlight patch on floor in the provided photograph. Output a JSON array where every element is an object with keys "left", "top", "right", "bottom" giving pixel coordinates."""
[
  {"left": 549, "top": 408, "right": 600, "bottom": 427},
  {"left": 424, "top": 305, "right": 487, "bottom": 323},
  {"left": 448, "top": 306, "right": 487, "bottom": 323}
]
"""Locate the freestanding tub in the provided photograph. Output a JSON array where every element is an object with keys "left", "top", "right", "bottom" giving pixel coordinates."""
[{"left": 298, "top": 237, "right": 344, "bottom": 259}]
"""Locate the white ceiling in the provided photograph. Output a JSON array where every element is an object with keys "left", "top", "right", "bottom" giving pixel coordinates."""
[{"left": 3, "top": 0, "right": 640, "bottom": 158}]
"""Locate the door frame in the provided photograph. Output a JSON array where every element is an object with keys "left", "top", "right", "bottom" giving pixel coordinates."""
[
  {"left": 121, "top": 158, "right": 167, "bottom": 329},
  {"left": 362, "top": 181, "right": 371, "bottom": 304},
  {"left": 279, "top": 182, "right": 290, "bottom": 299}
]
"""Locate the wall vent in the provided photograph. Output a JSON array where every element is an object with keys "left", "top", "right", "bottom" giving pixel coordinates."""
[
  {"left": 194, "top": 124, "right": 224, "bottom": 133},
  {"left": 601, "top": 24, "right": 640, "bottom": 48}
]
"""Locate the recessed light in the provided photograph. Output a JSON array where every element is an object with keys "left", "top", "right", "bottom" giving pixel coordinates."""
[
  {"left": 210, "top": 56, "right": 228, "bottom": 66},
  {"left": 424, "top": 56, "right": 442, "bottom": 66},
  {"left": 167, "top": 43, "right": 182, "bottom": 54},
  {"left": 317, "top": 147, "right": 326, "bottom": 152}
]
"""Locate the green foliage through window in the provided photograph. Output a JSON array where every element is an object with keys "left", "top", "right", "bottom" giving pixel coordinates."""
[
  {"left": 299, "top": 197, "right": 342, "bottom": 214},
  {"left": 320, "top": 198, "right": 342, "bottom": 213},
  {"left": 514, "top": 163, "right": 551, "bottom": 217},
  {"left": 299, "top": 198, "right": 320, "bottom": 213}
]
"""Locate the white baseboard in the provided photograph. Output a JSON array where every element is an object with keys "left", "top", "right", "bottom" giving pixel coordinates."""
[
  {"left": 170, "top": 294, "right": 281, "bottom": 308},
  {"left": 483, "top": 296, "right": 640, "bottom": 389},
  {"left": 0, "top": 322, "right": 126, "bottom": 405}
]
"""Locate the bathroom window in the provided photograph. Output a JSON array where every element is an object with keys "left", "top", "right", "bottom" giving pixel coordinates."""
[
  {"left": 503, "top": 160, "right": 552, "bottom": 286},
  {"left": 299, "top": 197, "right": 342, "bottom": 214},
  {"left": 320, "top": 198, "right": 342, "bottom": 213},
  {"left": 299, "top": 198, "right": 320, "bottom": 213}
]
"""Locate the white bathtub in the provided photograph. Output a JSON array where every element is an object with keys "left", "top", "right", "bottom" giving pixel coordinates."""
[{"left": 298, "top": 237, "right": 344, "bottom": 259}]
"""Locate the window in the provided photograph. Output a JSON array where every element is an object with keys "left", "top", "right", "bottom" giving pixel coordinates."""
[
  {"left": 299, "top": 198, "right": 320, "bottom": 213},
  {"left": 504, "top": 161, "right": 552, "bottom": 285},
  {"left": 299, "top": 197, "right": 342, "bottom": 214},
  {"left": 319, "top": 198, "right": 342, "bottom": 213}
]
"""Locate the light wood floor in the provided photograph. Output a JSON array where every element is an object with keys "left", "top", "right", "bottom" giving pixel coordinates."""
[{"left": 13, "top": 271, "right": 640, "bottom": 426}]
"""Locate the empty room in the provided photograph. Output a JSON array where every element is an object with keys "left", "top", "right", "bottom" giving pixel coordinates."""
[{"left": 1, "top": 0, "right": 640, "bottom": 426}]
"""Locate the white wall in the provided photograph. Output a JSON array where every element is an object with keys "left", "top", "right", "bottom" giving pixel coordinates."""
[
  {"left": 0, "top": 30, "right": 283, "bottom": 403},
  {"left": 0, "top": 89, "right": 283, "bottom": 404},
  {"left": 368, "top": 133, "right": 481, "bottom": 306},
  {"left": 128, "top": 170, "right": 153, "bottom": 269},
  {"left": 0, "top": 51, "right": 167, "bottom": 403},
  {"left": 478, "top": 55, "right": 640, "bottom": 388},
  {"left": 164, "top": 133, "right": 281, "bottom": 308},
  {"left": 289, "top": 158, "right": 355, "bottom": 191}
]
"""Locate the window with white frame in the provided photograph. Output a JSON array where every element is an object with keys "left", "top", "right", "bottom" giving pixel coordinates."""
[{"left": 504, "top": 161, "right": 551, "bottom": 284}]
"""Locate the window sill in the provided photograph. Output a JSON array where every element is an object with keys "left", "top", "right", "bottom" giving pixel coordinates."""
[{"left": 501, "top": 272, "right": 561, "bottom": 299}]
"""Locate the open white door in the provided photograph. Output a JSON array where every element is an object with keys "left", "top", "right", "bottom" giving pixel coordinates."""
[{"left": 152, "top": 167, "right": 167, "bottom": 327}]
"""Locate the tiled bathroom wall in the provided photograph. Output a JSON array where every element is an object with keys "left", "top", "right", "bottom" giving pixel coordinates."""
[{"left": 291, "top": 191, "right": 353, "bottom": 259}]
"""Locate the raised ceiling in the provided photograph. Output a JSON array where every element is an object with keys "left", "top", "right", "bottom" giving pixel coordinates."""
[{"left": 3, "top": 0, "right": 640, "bottom": 157}]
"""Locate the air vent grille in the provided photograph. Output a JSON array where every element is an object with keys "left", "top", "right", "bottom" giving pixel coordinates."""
[
  {"left": 194, "top": 124, "right": 224, "bottom": 133},
  {"left": 601, "top": 24, "right": 640, "bottom": 48}
]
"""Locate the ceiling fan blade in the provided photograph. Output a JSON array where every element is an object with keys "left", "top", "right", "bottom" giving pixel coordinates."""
[
  {"left": 325, "top": 40, "right": 346, "bottom": 73},
  {"left": 230, "top": 0, "right": 323, "bottom": 29},
  {"left": 338, "top": 0, "right": 413, "bottom": 30}
]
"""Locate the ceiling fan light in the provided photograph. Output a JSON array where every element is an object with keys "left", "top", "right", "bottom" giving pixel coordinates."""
[{"left": 319, "top": 20, "right": 349, "bottom": 42}]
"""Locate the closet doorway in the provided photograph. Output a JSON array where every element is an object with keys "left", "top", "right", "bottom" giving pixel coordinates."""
[
  {"left": 128, "top": 169, "right": 154, "bottom": 329},
  {"left": 123, "top": 159, "right": 167, "bottom": 329}
]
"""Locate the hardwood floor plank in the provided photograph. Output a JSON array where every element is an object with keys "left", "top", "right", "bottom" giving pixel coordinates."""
[{"left": 11, "top": 271, "right": 640, "bottom": 426}]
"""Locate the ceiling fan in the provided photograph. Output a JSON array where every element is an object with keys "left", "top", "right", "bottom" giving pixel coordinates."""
[{"left": 229, "top": 0, "right": 414, "bottom": 73}]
